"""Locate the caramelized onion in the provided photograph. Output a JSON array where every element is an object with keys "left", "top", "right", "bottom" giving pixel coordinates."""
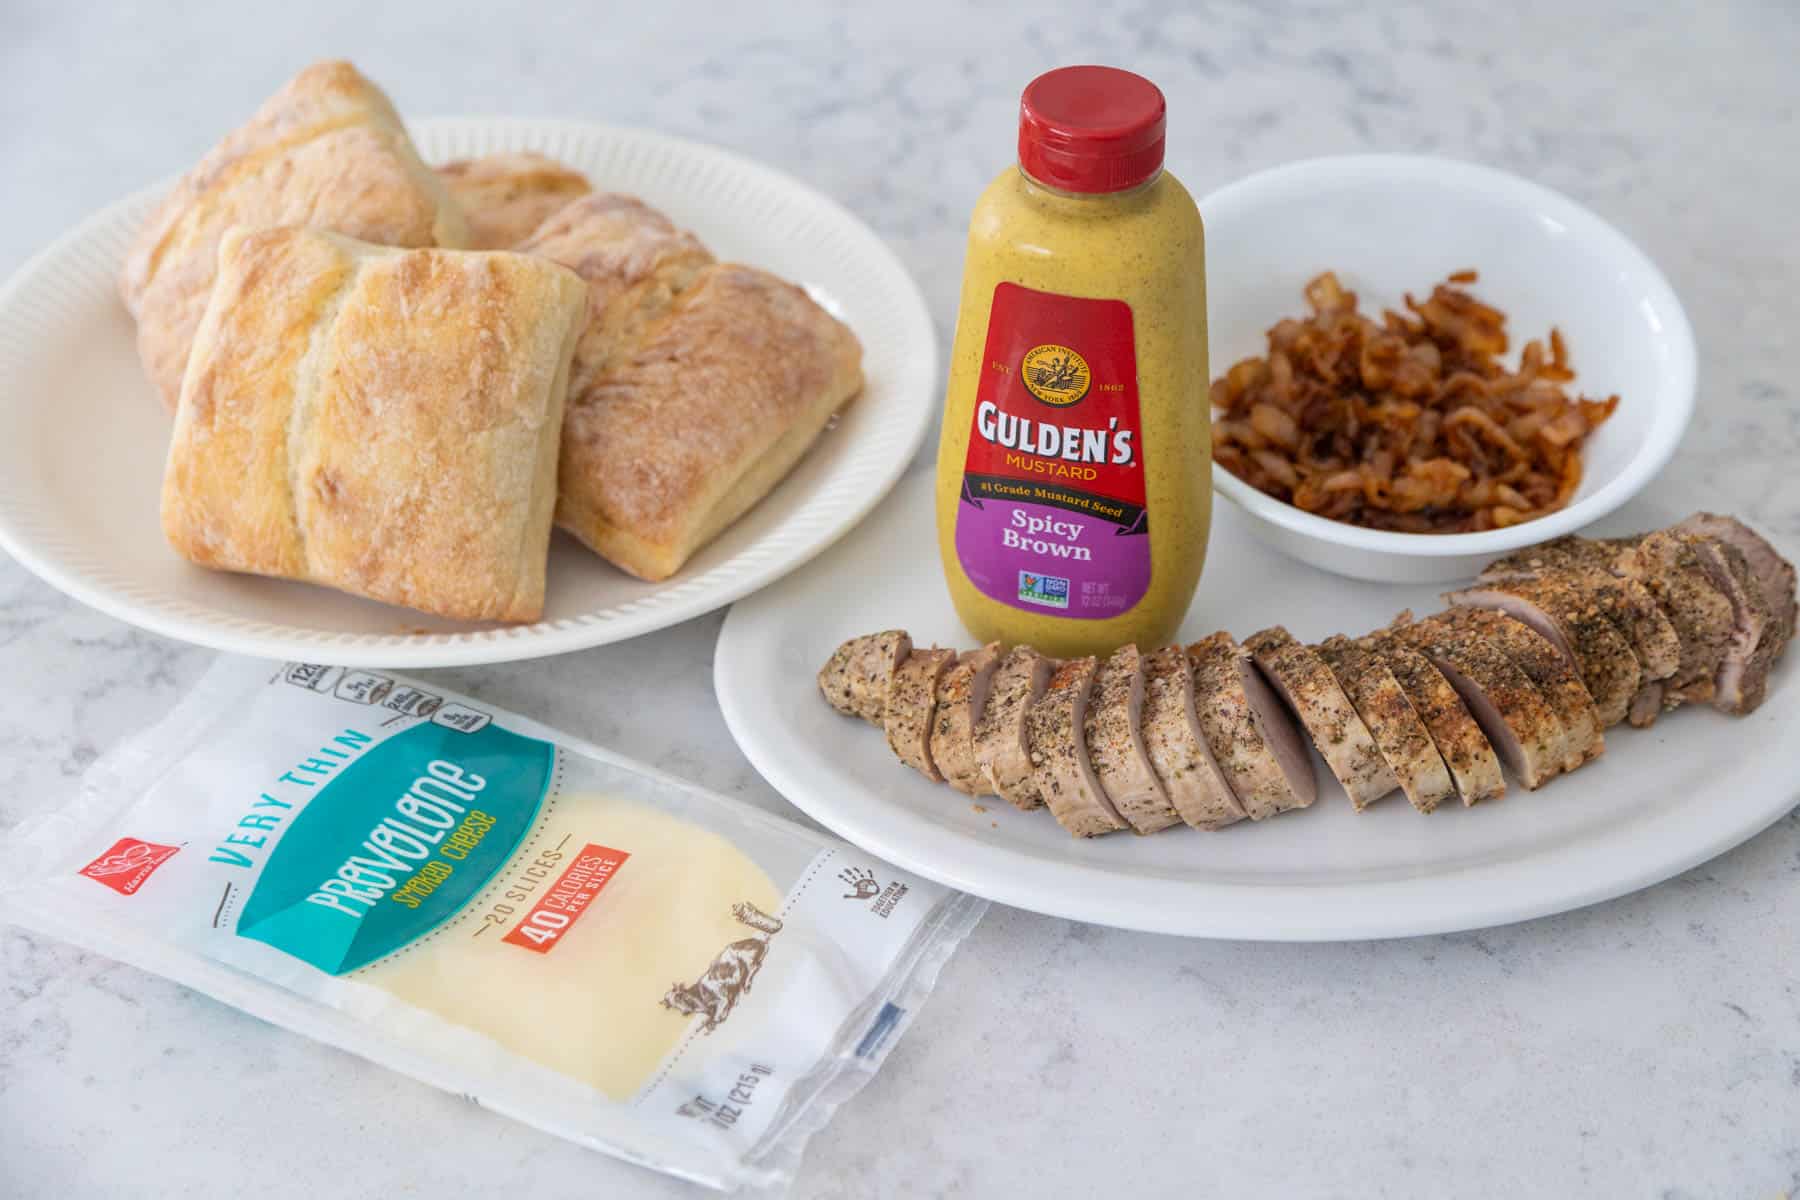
[{"left": 1211, "top": 271, "right": 1620, "bottom": 534}]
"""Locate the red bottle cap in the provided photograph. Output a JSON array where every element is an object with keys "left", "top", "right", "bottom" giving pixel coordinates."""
[{"left": 1018, "top": 66, "right": 1167, "bottom": 194}]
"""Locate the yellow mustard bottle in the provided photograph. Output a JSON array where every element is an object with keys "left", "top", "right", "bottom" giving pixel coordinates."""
[{"left": 936, "top": 66, "right": 1210, "bottom": 659}]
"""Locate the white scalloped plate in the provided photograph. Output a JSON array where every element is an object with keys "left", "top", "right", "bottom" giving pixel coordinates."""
[
  {"left": 716, "top": 469, "right": 1800, "bottom": 940},
  {"left": 0, "top": 118, "right": 936, "bottom": 666}
]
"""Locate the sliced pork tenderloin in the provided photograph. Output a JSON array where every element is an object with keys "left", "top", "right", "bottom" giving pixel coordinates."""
[
  {"left": 1245, "top": 626, "right": 1398, "bottom": 810},
  {"left": 1479, "top": 535, "right": 1680, "bottom": 726},
  {"left": 1439, "top": 607, "right": 1602, "bottom": 770},
  {"left": 1028, "top": 656, "right": 1128, "bottom": 838},
  {"left": 973, "top": 645, "right": 1055, "bottom": 810},
  {"left": 1390, "top": 613, "right": 1566, "bottom": 790},
  {"left": 1085, "top": 645, "right": 1182, "bottom": 833},
  {"left": 1674, "top": 512, "right": 1797, "bottom": 654},
  {"left": 1479, "top": 533, "right": 1682, "bottom": 677},
  {"left": 1446, "top": 577, "right": 1639, "bottom": 729},
  {"left": 1140, "top": 646, "right": 1247, "bottom": 830},
  {"left": 1627, "top": 680, "right": 1665, "bottom": 727},
  {"left": 1682, "top": 536, "right": 1781, "bottom": 715},
  {"left": 929, "top": 642, "right": 1002, "bottom": 795},
  {"left": 1586, "top": 576, "right": 1683, "bottom": 685},
  {"left": 1188, "top": 632, "right": 1317, "bottom": 820},
  {"left": 883, "top": 648, "right": 957, "bottom": 781},
  {"left": 1360, "top": 632, "right": 1506, "bottom": 806},
  {"left": 1565, "top": 559, "right": 1683, "bottom": 727},
  {"left": 1482, "top": 534, "right": 1623, "bottom": 580},
  {"left": 818, "top": 630, "right": 912, "bottom": 724},
  {"left": 1314, "top": 635, "right": 1456, "bottom": 813},
  {"left": 1551, "top": 525, "right": 1784, "bottom": 715},
  {"left": 1616, "top": 530, "right": 1736, "bottom": 708}
]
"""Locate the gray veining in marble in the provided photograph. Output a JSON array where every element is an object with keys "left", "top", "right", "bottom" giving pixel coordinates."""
[{"left": 2, "top": 1, "right": 1798, "bottom": 1196}]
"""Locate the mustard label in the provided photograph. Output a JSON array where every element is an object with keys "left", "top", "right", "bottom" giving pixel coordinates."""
[{"left": 954, "top": 282, "right": 1149, "bottom": 619}]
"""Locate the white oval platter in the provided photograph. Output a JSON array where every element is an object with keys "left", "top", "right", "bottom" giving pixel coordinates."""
[{"left": 716, "top": 469, "right": 1799, "bottom": 940}]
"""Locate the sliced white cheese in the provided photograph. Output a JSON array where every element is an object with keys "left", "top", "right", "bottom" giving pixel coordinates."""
[{"left": 363, "top": 792, "right": 780, "bottom": 1099}]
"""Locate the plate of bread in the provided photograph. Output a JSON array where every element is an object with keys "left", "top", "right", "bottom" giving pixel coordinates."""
[{"left": 0, "top": 61, "right": 934, "bottom": 665}]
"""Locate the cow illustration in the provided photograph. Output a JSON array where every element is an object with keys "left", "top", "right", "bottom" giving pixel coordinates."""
[{"left": 661, "top": 902, "right": 784, "bottom": 1033}]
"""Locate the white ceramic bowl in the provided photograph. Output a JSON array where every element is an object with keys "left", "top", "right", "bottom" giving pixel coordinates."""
[{"left": 1199, "top": 154, "right": 1696, "bottom": 583}]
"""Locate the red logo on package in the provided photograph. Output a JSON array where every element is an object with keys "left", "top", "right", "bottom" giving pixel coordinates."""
[
  {"left": 79, "top": 838, "right": 180, "bottom": 896},
  {"left": 502, "top": 844, "right": 630, "bottom": 954}
]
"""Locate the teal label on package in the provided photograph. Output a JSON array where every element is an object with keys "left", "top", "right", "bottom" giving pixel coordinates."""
[{"left": 235, "top": 721, "right": 554, "bottom": 975}]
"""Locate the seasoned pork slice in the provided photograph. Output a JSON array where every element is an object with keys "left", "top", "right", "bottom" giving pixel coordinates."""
[
  {"left": 1443, "top": 607, "right": 1601, "bottom": 770},
  {"left": 1481, "top": 536, "right": 1681, "bottom": 672},
  {"left": 1616, "top": 530, "right": 1736, "bottom": 707},
  {"left": 883, "top": 649, "right": 956, "bottom": 782},
  {"left": 818, "top": 630, "right": 913, "bottom": 725},
  {"left": 1482, "top": 532, "right": 1685, "bottom": 727},
  {"left": 1314, "top": 636, "right": 1455, "bottom": 813},
  {"left": 973, "top": 645, "right": 1055, "bottom": 810},
  {"left": 1482, "top": 534, "right": 1623, "bottom": 580},
  {"left": 1188, "top": 632, "right": 1317, "bottom": 820},
  {"left": 930, "top": 643, "right": 1002, "bottom": 795},
  {"left": 1673, "top": 513, "right": 1797, "bottom": 654},
  {"left": 1360, "top": 632, "right": 1506, "bottom": 806},
  {"left": 1588, "top": 576, "right": 1683, "bottom": 684},
  {"left": 1583, "top": 569, "right": 1681, "bottom": 729},
  {"left": 1027, "top": 657, "right": 1127, "bottom": 838},
  {"left": 1084, "top": 645, "right": 1181, "bottom": 833},
  {"left": 1683, "top": 536, "right": 1781, "bottom": 715},
  {"left": 1140, "top": 646, "right": 1246, "bottom": 830},
  {"left": 1446, "top": 577, "right": 1639, "bottom": 729},
  {"left": 1628, "top": 680, "right": 1665, "bottom": 727},
  {"left": 1245, "top": 626, "right": 1397, "bottom": 810},
  {"left": 1392, "top": 614, "right": 1566, "bottom": 790},
  {"left": 1560, "top": 558, "right": 1682, "bottom": 727}
]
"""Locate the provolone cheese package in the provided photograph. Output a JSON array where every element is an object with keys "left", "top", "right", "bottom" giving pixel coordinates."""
[{"left": 0, "top": 658, "right": 984, "bottom": 1192}]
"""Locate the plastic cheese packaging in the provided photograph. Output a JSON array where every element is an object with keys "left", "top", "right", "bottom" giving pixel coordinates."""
[{"left": 0, "top": 658, "right": 985, "bottom": 1192}]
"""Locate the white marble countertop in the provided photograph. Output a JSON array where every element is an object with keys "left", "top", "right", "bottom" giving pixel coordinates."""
[{"left": 4, "top": 1, "right": 1799, "bottom": 1195}]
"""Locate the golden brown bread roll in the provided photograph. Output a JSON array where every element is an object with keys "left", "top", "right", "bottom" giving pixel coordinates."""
[
  {"left": 438, "top": 151, "right": 593, "bottom": 249},
  {"left": 121, "top": 61, "right": 467, "bottom": 410},
  {"left": 518, "top": 192, "right": 862, "bottom": 581},
  {"left": 517, "top": 192, "right": 716, "bottom": 394},
  {"left": 160, "top": 227, "right": 587, "bottom": 622},
  {"left": 555, "top": 262, "right": 864, "bottom": 582}
]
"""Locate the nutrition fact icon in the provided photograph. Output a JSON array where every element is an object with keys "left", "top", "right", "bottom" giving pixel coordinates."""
[
  {"left": 432, "top": 703, "right": 492, "bottom": 733},
  {"left": 283, "top": 663, "right": 340, "bottom": 692},
  {"left": 382, "top": 685, "right": 442, "bottom": 718},
  {"left": 334, "top": 670, "right": 393, "bottom": 705}
]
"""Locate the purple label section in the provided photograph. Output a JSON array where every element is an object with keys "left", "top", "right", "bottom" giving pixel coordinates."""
[{"left": 955, "top": 497, "right": 1149, "bottom": 619}]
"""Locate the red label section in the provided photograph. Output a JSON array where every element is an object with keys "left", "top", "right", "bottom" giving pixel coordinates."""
[
  {"left": 502, "top": 843, "right": 629, "bottom": 954},
  {"left": 955, "top": 282, "right": 1150, "bottom": 618},
  {"left": 961, "top": 283, "right": 1144, "bottom": 505},
  {"left": 79, "top": 837, "right": 180, "bottom": 896}
]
